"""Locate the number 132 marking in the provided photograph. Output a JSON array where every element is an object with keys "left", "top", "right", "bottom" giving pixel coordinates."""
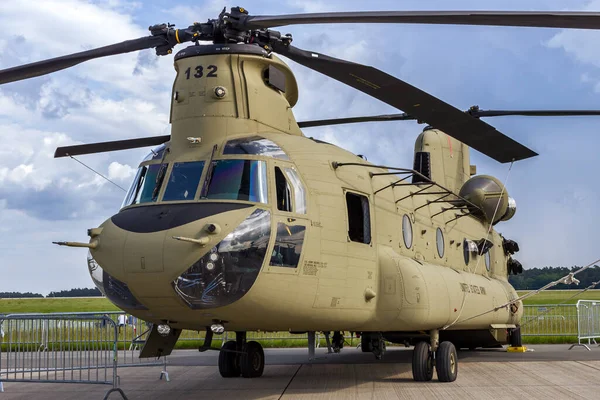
[{"left": 184, "top": 65, "right": 218, "bottom": 79}]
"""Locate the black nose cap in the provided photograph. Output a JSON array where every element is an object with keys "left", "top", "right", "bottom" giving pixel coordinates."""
[{"left": 111, "top": 202, "right": 252, "bottom": 233}]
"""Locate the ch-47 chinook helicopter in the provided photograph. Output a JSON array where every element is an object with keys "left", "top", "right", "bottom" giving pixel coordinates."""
[{"left": 4, "top": 7, "right": 600, "bottom": 383}]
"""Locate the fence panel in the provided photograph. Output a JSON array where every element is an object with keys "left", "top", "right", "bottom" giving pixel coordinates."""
[
  {"left": 520, "top": 304, "right": 578, "bottom": 337},
  {"left": 569, "top": 300, "right": 600, "bottom": 350},
  {"left": 0, "top": 314, "right": 125, "bottom": 398}
]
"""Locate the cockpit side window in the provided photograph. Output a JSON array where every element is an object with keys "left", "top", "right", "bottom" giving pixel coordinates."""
[
  {"left": 275, "top": 167, "right": 292, "bottom": 212},
  {"left": 283, "top": 167, "right": 307, "bottom": 214},
  {"left": 205, "top": 159, "right": 268, "bottom": 203},
  {"left": 163, "top": 161, "right": 205, "bottom": 201},
  {"left": 223, "top": 136, "right": 289, "bottom": 160}
]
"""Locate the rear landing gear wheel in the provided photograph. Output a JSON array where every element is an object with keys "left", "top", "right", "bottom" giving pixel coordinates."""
[
  {"left": 412, "top": 341, "right": 433, "bottom": 381},
  {"left": 240, "top": 341, "right": 264, "bottom": 378},
  {"left": 218, "top": 341, "right": 240, "bottom": 378},
  {"left": 435, "top": 341, "right": 458, "bottom": 382}
]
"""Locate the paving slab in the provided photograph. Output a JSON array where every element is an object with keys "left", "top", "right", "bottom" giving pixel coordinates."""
[{"left": 1, "top": 346, "right": 600, "bottom": 399}]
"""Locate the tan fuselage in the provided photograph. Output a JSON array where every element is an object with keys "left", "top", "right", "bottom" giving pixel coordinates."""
[{"left": 90, "top": 45, "right": 521, "bottom": 337}]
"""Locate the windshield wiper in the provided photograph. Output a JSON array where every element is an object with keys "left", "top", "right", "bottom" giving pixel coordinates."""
[
  {"left": 200, "top": 144, "right": 218, "bottom": 198},
  {"left": 152, "top": 148, "right": 169, "bottom": 201}
]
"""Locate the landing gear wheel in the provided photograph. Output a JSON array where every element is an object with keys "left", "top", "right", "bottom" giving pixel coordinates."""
[
  {"left": 509, "top": 327, "right": 522, "bottom": 347},
  {"left": 436, "top": 341, "right": 458, "bottom": 382},
  {"left": 240, "top": 341, "right": 264, "bottom": 378},
  {"left": 218, "top": 341, "right": 240, "bottom": 378},
  {"left": 412, "top": 341, "right": 433, "bottom": 382}
]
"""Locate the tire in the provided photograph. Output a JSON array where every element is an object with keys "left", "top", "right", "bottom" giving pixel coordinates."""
[
  {"left": 412, "top": 341, "right": 433, "bottom": 382},
  {"left": 509, "top": 327, "right": 522, "bottom": 347},
  {"left": 218, "top": 340, "right": 240, "bottom": 378},
  {"left": 436, "top": 341, "right": 458, "bottom": 382},
  {"left": 360, "top": 334, "right": 373, "bottom": 353},
  {"left": 240, "top": 341, "right": 264, "bottom": 378}
]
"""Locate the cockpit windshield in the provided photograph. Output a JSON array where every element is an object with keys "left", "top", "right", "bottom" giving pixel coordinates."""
[
  {"left": 163, "top": 161, "right": 205, "bottom": 201},
  {"left": 121, "top": 163, "right": 166, "bottom": 208},
  {"left": 204, "top": 159, "right": 268, "bottom": 203}
]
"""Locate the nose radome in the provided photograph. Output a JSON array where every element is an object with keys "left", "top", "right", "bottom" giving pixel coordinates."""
[{"left": 88, "top": 203, "right": 258, "bottom": 308}]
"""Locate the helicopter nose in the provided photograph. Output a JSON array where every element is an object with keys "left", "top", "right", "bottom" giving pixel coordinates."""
[{"left": 88, "top": 202, "right": 256, "bottom": 300}]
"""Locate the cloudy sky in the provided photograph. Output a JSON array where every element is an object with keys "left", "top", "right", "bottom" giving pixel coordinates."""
[{"left": 1, "top": 0, "right": 599, "bottom": 294}]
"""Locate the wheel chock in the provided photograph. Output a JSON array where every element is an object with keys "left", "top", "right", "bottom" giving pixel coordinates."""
[{"left": 507, "top": 346, "right": 527, "bottom": 352}]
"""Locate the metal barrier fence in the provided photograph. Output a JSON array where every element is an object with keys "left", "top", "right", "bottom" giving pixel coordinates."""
[
  {"left": 0, "top": 313, "right": 168, "bottom": 398},
  {"left": 520, "top": 304, "right": 579, "bottom": 337},
  {"left": 569, "top": 300, "right": 600, "bottom": 350},
  {"left": 0, "top": 314, "right": 126, "bottom": 399}
]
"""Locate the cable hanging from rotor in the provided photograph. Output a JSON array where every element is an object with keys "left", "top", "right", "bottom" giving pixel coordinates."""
[{"left": 69, "top": 155, "right": 127, "bottom": 192}]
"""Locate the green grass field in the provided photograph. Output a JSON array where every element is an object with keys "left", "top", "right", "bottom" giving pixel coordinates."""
[
  {"left": 516, "top": 289, "right": 600, "bottom": 305},
  {"left": 2, "top": 289, "right": 600, "bottom": 315},
  {"left": 2, "top": 291, "right": 600, "bottom": 346},
  {"left": 0, "top": 297, "right": 119, "bottom": 314}
]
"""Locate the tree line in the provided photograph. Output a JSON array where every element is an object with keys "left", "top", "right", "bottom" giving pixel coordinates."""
[
  {"left": 1, "top": 288, "right": 102, "bottom": 298},
  {"left": 509, "top": 266, "right": 600, "bottom": 290}
]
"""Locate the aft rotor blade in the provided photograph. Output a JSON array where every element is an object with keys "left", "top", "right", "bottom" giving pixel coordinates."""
[
  {"left": 299, "top": 113, "right": 415, "bottom": 128},
  {"left": 54, "top": 135, "right": 170, "bottom": 158},
  {"left": 0, "top": 36, "right": 167, "bottom": 85},
  {"left": 245, "top": 11, "right": 600, "bottom": 30},
  {"left": 475, "top": 109, "right": 600, "bottom": 117},
  {"left": 273, "top": 43, "right": 536, "bottom": 163},
  {"left": 299, "top": 110, "right": 600, "bottom": 128}
]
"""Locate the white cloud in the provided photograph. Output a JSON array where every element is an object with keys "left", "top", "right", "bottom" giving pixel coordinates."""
[{"left": 108, "top": 161, "right": 136, "bottom": 181}]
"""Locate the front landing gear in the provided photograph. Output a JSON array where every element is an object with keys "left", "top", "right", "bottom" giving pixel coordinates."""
[
  {"left": 411, "top": 330, "right": 458, "bottom": 382},
  {"left": 412, "top": 341, "right": 433, "bottom": 381},
  {"left": 435, "top": 341, "right": 458, "bottom": 382},
  {"left": 240, "top": 341, "right": 265, "bottom": 378},
  {"left": 218, "top": 332, "right": 265, "bottom": 378}
]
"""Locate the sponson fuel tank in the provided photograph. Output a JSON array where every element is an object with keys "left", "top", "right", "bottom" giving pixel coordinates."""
[{"left": 374, "top": 247, "right": 522, "bottom": 331}]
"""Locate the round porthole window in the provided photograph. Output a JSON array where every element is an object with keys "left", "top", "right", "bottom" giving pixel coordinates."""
[
  {"left": 436, "top": 228, "right": 444, "bottom": 258},
  {"left": 485, "top": 251, "right": 491, "bottom": 271},
  {"left": 463, "top": 239, "right": 470, "bottom": 265},
  {"left": 402, "top": 214, "right": 413, "bottom": 249}
]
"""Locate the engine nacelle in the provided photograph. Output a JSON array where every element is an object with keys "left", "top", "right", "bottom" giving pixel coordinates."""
[{"left": 458, "top": 175, "right": 516, "bottom": 224}]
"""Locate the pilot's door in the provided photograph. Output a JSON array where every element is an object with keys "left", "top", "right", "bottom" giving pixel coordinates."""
[{"left": 266, "top": 164, "right": 310, "bottom": 277}]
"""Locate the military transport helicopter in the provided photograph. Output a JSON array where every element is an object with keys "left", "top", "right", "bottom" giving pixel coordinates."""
[{"left": 3, "top": 7, "right": 600, "bottom": 383}]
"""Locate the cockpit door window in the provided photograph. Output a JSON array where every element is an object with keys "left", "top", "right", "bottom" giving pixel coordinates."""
[{"left": 269, "top": 222, "right": 306, "bottom": 268}]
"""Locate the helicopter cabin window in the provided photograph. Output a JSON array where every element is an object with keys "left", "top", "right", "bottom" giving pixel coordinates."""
[
  {"left": 223, "top": 136, "right": 289, "bottom": 160},
  {"left": 204, "top": 159, "right": 268, "bottom": 203},
  {"left": 163, "top": 161, "right": 205, "bottom": 201},
  {"left": 275, "top": 167, "right": 292, "bottom": 212},
  {"left": 270, "top": 223, "right": 306, "bottom": 268},
  {"left": 284, "top": 167, "right": 307, "bottom": 214},
  {"left": 346, "top": 192, "right": 371, "bottom": 244},
  {"left": 122, "top": 163, "right": 167, "bottom": 207}
]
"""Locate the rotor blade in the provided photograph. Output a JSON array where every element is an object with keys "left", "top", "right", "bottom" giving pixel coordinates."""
[
  {"left": 273, "top": 43, "right": 537, "bottom": 163},
  {"left": 54, "top": 135, "right": 170, "bottom": 158},
  {"left": 0, "top": 36, "right": 167, "bottom": 85},
  {"left": 298, "top": 110, "right": 600, "bottom": 128},
  {"left": 474, "top": 109, "right": 600, "bottom": 117},
  {"left": 299, "top": 113, "right": 415, "bottom": 128},
  {"left": 245, "top": 11, "right": 600, "bottom": 30}
]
